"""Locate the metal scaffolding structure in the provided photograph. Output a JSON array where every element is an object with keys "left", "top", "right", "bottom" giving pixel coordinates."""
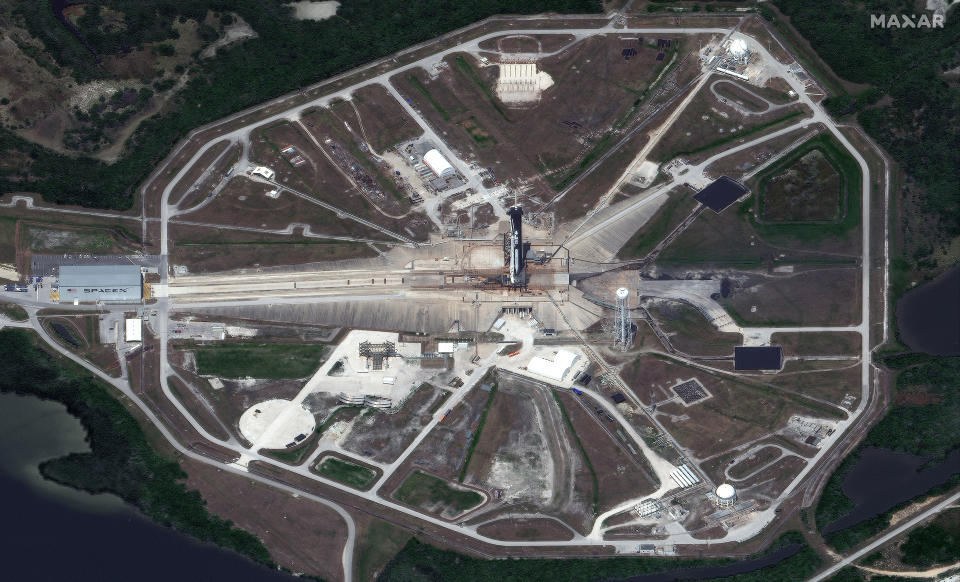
[{"left": 614, "top": 287, "right": 632, "bottom": 351}]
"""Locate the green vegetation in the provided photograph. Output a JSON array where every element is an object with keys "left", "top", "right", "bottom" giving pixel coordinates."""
[
  {"left": 315, "top": 405, "right": 362, "bottom": 437},
  {"left": 663, "top": 110, "right": 804, "bottom": 160},
  {"left": 0, "top": 303, "right": 28, "bottom": 322},
  {"left": 750, "top": 133, "right": 861, "bottom": 240},
  {"left": 458, "top": 383, "right": 497, "bottom": 482},
  {"left": 394, "top": 470, "right": 483, "bottom": 514},
  {"left": 49, "top": 321, "right": 82, "bottom": 348},
  {"left": 770, "top": 0, "right": 960, "bottom": 269},
  {"left": 453, "top": 56, "right": 510, "bottom": 122},
  {"left": 315, "top": 456, "right": 378, "bottom": 490},
  {"left": 552, "top": 131, "right": 616, "bottom": 190},
  {"left": 0, "top": 328, "right": 272, "bottom": 566},
  {"left": 380, "top": 531, "right": 821, "bottom": 581},
  {"left": 864, "top": 356, "right": 960, "bottom": 457},
  {"left": 460, "top": 116, "right": 496, "bottom": 146},
  {"left": 617, "top": 189, "right": 698, "bottom": 259},
  {"left": 552, "top": 390, "right": 599, "bottom": 516},
  {"left": 427, "top": 388, "right": 451, "bottom": 414},
  {"left": 899, "top": 509, "right": 960, "bottom": 568},
  {"left": 2, "top": 0, "right": 600, "bottom": 210},
  {"left": 817, "top": 356, "right": 960, "bottom": 550},
  {"left": 407, "top": 75, "right": 450, "bottom": 121},
  {"left": 355, "top": 519, "right": 412, "bottom": 582},
  {"left": 190, "top": 342, "right": 324, "bottom": 379},
  {"left": 263, "top": 431, "right": 320, "bottom": 465},
  {"left": 823, "top": 567, "right": 866, "bottom": 582}
]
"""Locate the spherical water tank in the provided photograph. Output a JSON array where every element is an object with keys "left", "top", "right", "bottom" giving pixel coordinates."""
[
  {"left": 616, "top": 287, "right": 629, "bottom": 300},
  {"left": 715, "top": 483, "right": 737, "bottom": 508},
  {"left": 729, "top": 39, "right": 749, "bottom": 60}
]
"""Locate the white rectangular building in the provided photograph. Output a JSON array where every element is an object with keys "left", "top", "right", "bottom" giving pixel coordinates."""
[
  {"left": 125, "top": 318, "right": 143, "bottom": 342},
  {"left": 527, "top": 349, "right": 579, "bottom": 383}
]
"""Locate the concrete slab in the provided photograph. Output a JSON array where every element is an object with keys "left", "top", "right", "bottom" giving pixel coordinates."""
[{"left": 239, "top": 399, "right": 315, "bottom": 449}]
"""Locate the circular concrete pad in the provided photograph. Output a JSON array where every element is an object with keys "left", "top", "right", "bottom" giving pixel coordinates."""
[{"left": 239, "top": 399, "right": 315, "bottom": 449}]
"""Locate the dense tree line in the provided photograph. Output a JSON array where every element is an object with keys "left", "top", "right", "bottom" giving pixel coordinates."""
[
  {"left": 1, "top": 0, "right": 600, "bottom": 210},
  {"left": 379, "top": 531, "right": 821, "bottom": 581},
  {"left": 899, "top": 514, "right": 960, "bottom": 567},
  {"left": 0, "top": 329, "right": 273, "bottom": 567},
  {"left": 815, "top": 356, "right": 960, "bottom": 550},
  {"left": 771, "top": 0, "right": 960, "bottom": 259}
]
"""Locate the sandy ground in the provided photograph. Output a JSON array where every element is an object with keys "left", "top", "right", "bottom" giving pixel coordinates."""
[{"left": 287, "top": 1, "right": 340, "bottom": 21}]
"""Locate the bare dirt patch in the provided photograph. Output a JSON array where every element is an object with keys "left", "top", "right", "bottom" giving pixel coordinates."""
[
  {"left": 389, "top": 385, "right": 488, "bottom": 481},
  {"left": 727, "top": 445, "right": 782, "bottom": 480},
  {"left": 621, "top": 354, "right": 829, "bottom": 460},
  {"left": 395, "top": 36, "right": 680, "bottom": 200},
  {"left": 183, "top": 458, "right": 348, "bottom": 582},
  {"left": 769, "top": 362, "right": 860, "bottom": 407},
  {"left": 771, "top": 331, "right": 861, "bottom": 356},
  {"left": 646, "top": 300, "right": 741, "bottom": 357},
  {"left": 712, "top": 81, "right": 768, "bottom": 113},
  {"left": 170, "top": 222, "right": 377, "bottom": 273},
  {"left": 169, "top": 140, "right": 231, "bottom": 205},
  {"left": 340, "top": 384, "right": 447, "bottom": 463},
  {"left": 648, "top": 81, "right": 806, "bottom": 163},
  {"left": 723, "top": 267, "right": 860, "bottom": 326},
  {"left": 462, "top": 377, "right": 592, "bottom": 534},
  {"left": 557, "top": 390, "right": 658, "bottom": 512},
  {"left": 182, "top": 370, "right": 305, "bottom": 442},
  {"left": 349, "top": 85, "right": 423, "bottom": 152},
  {"left": 476, "top": 517, "right": 575, "bottom": 541},
  {"left": 477, "top": 34, "right": 576, "bottom": 54}
]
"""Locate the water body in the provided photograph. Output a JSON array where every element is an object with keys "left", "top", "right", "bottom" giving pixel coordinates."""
[
  {"left": 895, "top": 263, "right": 960, "bottom": 355},
  {"left": 0, "top": 393, "right": 297, "bottom": 582},
  {"left": 823, "top": 446, "right": 960, "bottom": 534},
  {"left": 3, "top": 393, "right": 807, "bottom": 581}
]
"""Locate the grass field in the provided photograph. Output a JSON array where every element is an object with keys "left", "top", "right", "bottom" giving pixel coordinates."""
[
  {"left": 0, "top": 303, "right": 28, "bottom": 321},
  {"left": 315, "top": 456, "right": 378, "bottom": 490},
  {"left": 22, "top": 222, "right": 141, "bottom": 255},
  {"left": 394, "top": 470, "right": 484, "bottom": 516},
  {"left": 647, "top": 300, "right": 741, "bottom": 356},
  {"left": 759, "top": 149, "right": 841, "bottom": 222},
  {"left": 40, "top": 314, "right": 121, "bottom": 377},
  {"left": 0, "top": 216, "right": 17, "bottom": 263},
  {"left": 354, "top": 519, "right": 411, "bottom": 582},
  {"left": 617, "top": 186, "right": 698, "bottom": 259},
  {"left": 263, "top": 430, "right": 321, "bottom": 465},
  {"left": 458, "top": 383, "right": 497, "bottom": 481},
  {"left": 192, "top": 343, "right": 325, "bottom": 379},
  {"left": 750, "top": 133, "right": 862, "bottom": 241}
]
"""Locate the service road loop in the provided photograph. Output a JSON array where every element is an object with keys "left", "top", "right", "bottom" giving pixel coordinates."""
[{"left": 10, "top": 14, "right": 888, "bottom": 577}]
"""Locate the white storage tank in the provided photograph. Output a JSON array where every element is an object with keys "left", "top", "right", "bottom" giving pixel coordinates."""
[{"left": 715, "top": 483, "right": 737, "bottom": 508}]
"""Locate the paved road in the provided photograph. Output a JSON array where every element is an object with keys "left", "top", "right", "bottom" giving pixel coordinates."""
[
  {"left": 807, "top": 491, "right": 960, "bottom": 582},
  {"left": 2, "top": 12, "right": 893, "bottom": 570},
  {"left": 156, "top": 24, "right": 734, "bottom": 256},
  {"left": 709, "top": 78, "right": 790, "bottom": 116}
]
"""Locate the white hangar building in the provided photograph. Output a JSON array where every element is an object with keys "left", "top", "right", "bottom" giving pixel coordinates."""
[{"left": 423, "top": 149, "right": 456, "bottom": 178}]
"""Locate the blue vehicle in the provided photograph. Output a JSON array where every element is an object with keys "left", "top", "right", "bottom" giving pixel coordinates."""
[{"left": 572, "top": 388, "right": 584, "bottom": 396}]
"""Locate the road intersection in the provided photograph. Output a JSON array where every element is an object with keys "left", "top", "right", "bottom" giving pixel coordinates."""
[{"left": 0, "top": 11, "right": 905, "bottom": 582}]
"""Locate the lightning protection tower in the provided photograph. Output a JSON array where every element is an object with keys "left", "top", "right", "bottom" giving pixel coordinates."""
[{"left": 614, "top": 287, "right": 632, "bottom": 351}]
